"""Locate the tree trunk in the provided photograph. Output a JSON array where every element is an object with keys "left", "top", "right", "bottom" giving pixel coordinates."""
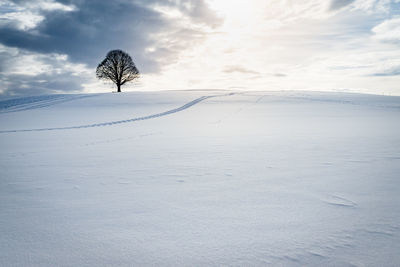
[{"left": 117, "top": 83, "right": 121, "bottom": 93}]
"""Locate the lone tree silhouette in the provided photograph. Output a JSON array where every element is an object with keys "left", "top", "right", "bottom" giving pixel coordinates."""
[{"left": 96, "top": 50, "right": 139, "bottom": 92}]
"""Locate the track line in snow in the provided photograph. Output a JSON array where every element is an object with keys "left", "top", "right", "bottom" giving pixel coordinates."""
[
  {"left": 0, "top": 93, "right": 235, "bottom": 133},
  {"left": 0, "top": 94, "right": 97, "bottom": 113}
]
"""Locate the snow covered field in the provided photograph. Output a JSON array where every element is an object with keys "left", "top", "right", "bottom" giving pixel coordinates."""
[{"left": 0, "top": 90, "right": 400, "bottom": 266}]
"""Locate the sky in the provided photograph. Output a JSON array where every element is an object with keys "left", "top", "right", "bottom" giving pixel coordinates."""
[{"left": 0, "top": 0, "right": 399, "bottom": 96}]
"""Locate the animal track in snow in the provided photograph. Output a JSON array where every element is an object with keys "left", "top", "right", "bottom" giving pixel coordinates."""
[{"left": 322, "top": 195, "right": 357, "bottom": 208}]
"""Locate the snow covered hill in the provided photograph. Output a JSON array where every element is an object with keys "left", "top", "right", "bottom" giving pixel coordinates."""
[{"left": 1, "top": 90, "right": 400, "bottom": 266}]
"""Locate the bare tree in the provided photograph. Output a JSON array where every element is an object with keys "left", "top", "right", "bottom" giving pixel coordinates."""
[{"left": 96, "top": 50, "right": 140, "bottom": 92}]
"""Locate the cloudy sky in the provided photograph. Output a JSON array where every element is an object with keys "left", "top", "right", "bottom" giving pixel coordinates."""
[{"left": 0, "top": 0, "right": 399, "bottom": 96}]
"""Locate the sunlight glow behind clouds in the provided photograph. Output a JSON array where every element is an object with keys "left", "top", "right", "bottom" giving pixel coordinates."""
[{"left": 138, "top": 0, "right": 400, "bottom": 95}]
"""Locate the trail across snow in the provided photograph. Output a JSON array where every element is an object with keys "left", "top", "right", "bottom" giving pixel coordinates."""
[
  {"left": 0, "top": 94, "right": 97, "bottom": 114},
  {"left": 0, "top": 92, "right": 235, "bottom": 133}
]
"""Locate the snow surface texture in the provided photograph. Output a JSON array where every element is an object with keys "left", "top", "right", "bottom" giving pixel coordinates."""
[{"left": 0, "top": 90, "right": 400, "bottom": 266}]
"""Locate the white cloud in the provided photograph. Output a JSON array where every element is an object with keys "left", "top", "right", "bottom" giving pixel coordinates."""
[
  {"left": 373, "top": 58, "right": 400, "bottom": 76},
  {"left": 352, "top": 0, "right": 399, "bottom": 13},
  {"left": 151, "top": 4, "right": 185, "bottom": 20},
  {"left": 35, "top": 0, "right": 76, "bottom": 11},
  {"left": 0, "top": 0, "right": 76, "bottom": 31},
  {"left": 0, "top": 10, "right": 44, "bottom": 30},
  {"left": 372, "top": 17, "right": 400, "bottom": 42}
]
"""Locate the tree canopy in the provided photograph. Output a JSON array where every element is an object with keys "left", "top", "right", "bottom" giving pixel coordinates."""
[{"left": 96, "top": 50, "right": 139, "bottom": 92}]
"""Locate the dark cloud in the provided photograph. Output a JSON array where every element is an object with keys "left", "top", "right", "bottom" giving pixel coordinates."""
[
  {"left": 1, "top": 0, "right": 220, "bottom": 72},
  {"left": 177, "top": 0, "right": 222, "bottom": 28},
  {"left": 0, "top": 72, "right": 86, "bottom": 96},
  {"left": 222, "top": 65, "right": 287, "bottom": 78},
  {"left": 329, "top": 0, "right": 355, "bottom": 11},
  {"left": 273, "top": 73, "right": 287, "bottom": 77},
  {"left": 371, "top": 68, "right": 400, "bottom": 77},
  {"left": 0, "top": 0, "right": 222, "bottom": 95},
  {"left": 223, "top": 65, "right": 260, "bottom": 75}
]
